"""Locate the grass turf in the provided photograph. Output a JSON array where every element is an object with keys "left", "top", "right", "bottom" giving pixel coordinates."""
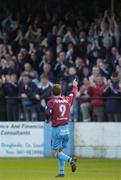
[{"left": 0, "top": 158, "right": 121, "bottom": 180}]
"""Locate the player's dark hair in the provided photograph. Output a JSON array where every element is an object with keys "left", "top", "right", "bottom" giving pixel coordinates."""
[{"left": 53, "top": 84, "right": 61, "bottom": 96}]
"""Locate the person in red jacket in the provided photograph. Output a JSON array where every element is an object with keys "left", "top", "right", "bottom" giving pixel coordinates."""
[{"left": 87, "top": 75, "right": 107, "bottom": 122}]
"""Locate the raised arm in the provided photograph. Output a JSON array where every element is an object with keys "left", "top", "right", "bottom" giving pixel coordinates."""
[
  {"left": 100, "top": 10, "right": 108, "bottom": 34},
  {"left": 67, "top": 79, "right": 78, "bottom": 106}
]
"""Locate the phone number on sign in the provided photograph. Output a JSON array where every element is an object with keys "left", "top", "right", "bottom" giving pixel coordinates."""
[{"left": 16, "top": 150, "right": 43, "bottom": 155}]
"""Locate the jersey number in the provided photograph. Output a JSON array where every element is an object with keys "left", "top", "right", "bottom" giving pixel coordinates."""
[{"left": 59, "top": 104, "right": 66, "bottom": 117}]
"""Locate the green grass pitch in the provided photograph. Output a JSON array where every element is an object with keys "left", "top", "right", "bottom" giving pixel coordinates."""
[{"left": 0, "top": 158, "right": 121, "bottom": 180}]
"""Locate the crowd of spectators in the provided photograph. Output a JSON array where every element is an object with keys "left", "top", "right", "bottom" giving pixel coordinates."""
[{"left": 0, "top": 1, "right": 121, "bottom": 122}]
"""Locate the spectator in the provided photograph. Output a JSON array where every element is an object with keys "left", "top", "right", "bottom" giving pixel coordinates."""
[
  {"left": 88, "top": 76, "right": 106, "bottom": 122},
  {"left": 29, "top": 52, "right": 39, "bottom": 71},
  {"left": 75, "top": 57, "right": 86, "bottom": 80},
  {"left": 63, "top": 66, "right": 78, "bottom": 95},
  {"left": 103, "top": 72, "right": 121, "bottom": 122},
  {"left": 4, "top": 74, "right": 19, "bottom": 121},
  {"left": 99, "top": 10, "right": 116, "bottom": 50},
  {"left": 19, "top": 73, "right": 37, "bottom": 121},
  {"left": 63, "top": 27, "right": 77, "bottom": 45},
  {"left": 12, "top": 29, "right": 27, "bottom": 53},
  {"left": 0, "top": 32, "right": 13, "bottom": 57},
  {"left": 30, "top": 71, "right": 39, "bottom": 85},
  {"left": 39, "top": 50, "right": 55, "bottom": 74},
  {"left": 87, "top": 44, "right": 101, "bottom": 68},
  {"left": 7, "top": 60, "right": 18, "bottom": 75},
  {"left": 78, "top": 31, "right": 87, "bottom": 56},
  {"left": 65, "top": 43, "right": 76, "bottom": 66},
  {"left": 53, "top": 52, "right": 67, "bottom": 83},
  {"left": 63, "top": 66, "right": 79, "bottom": 121},
  {"left": 20, "top": 62, "right": 39, "bottom": 80},
  {"left": 0, "top": 78, "right": 6, "bottom": 121},
  {"left": 55, "top": 36, "right": 65, "bottom": 56},
  {"left": 16, "top": 53, "right": 24, "bottom": 76},
  {"left": 0, "top": 59, "right": 9, "bottom": 76},
  {"left": 98, "top": 61, "right": 111, "bottom": 79},
  {"left": 35, "top": 73, "right": 53, "bottom": 121},
  {"left": 89, "top": 66, "right": 107, "bottom": 84},
  {"left": 80, "top": 77, "right": 92, "bottom": 122},
  {"left": 109, "top": 47, "right": 119, "bottom": 71},
  {"left": 42, "top": 63, "right": 55, "bottom": 83}
]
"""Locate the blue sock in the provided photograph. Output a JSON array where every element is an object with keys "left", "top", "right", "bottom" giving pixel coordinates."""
[
  {"left": 58, "top": 159, "right": 65, "bottom": 175},
  {"left": 57, "top": 152, "right": 72, "bottom": 163}
]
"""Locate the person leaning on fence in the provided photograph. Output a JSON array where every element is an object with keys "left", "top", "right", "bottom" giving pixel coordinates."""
[
  {"left": 34, "top": 73, "right": 53, "bottom": 121},
  {"left": 80, "top": 77, "right": 92, "bottom": 122},
  {"left": 63, "top": 67, "right": 79, "bottom": 122},
  {"left": 4, "top": 74, "right": 19, "bottom": 121},
  {"left": 103, "top": 72, "right": 121, "bottom": 122},
  {"left": 19, "top": 73, "right": 38, "bottom": 121},
  {"left": 87, "top": 75, "right": 107, "bottom": 122}
]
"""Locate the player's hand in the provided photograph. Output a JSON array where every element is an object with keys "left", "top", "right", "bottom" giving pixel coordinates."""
[{"left": 73, "top": 79, "right": 78, "bottom": 87}]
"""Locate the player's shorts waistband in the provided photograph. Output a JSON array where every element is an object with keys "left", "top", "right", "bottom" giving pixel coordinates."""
[{"left": 52, "top": 123, "right": 68, "bottom": 128}]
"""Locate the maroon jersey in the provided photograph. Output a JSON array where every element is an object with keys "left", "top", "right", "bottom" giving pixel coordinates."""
[{"left": 46, "top": 85, "right": 78, "bottom": 127}]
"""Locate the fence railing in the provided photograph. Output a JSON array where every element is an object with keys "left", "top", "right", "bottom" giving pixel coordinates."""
[{"left": 0, "top": 96, "right": 121, "bottom": 122}]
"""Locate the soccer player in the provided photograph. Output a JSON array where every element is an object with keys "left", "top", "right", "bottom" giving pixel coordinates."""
[{"left": 45, "top": 79, "right": 78, "bottom": 177}]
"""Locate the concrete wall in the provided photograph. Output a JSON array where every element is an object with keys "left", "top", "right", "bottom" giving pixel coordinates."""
[{"left": 74, "top": 123, "right": 121, "bottom": 159}]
